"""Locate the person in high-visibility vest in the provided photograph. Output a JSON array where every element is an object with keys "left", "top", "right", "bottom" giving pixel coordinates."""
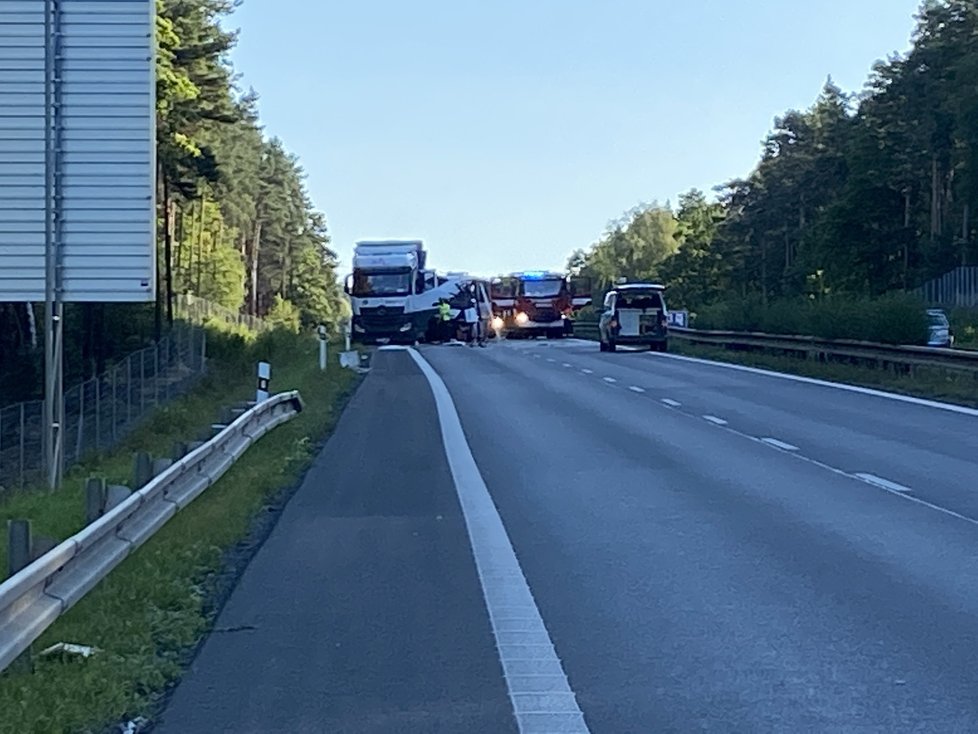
[{"left": 437, "top": 299, "right": 452, "bottom": 341}]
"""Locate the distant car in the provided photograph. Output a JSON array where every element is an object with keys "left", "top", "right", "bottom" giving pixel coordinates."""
[
  {"left": 598, "top": 283, "right": 669, "bottom": 352},
  {"left": 926, "top": 308, "right": 954, "bottom": 348}
]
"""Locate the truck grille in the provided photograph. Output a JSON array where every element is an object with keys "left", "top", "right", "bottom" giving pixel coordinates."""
[
  {"left": 531, "top": 307, "right": 558, "bottom": 322},
  {"left": 360, "top": 306, "right": 406, "bottom": 330}
]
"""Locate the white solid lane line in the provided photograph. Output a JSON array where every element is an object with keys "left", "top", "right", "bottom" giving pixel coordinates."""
[
  {"left": 761, "top": 438, "right": 799, "bottom": 451},
  {"left": 581, "top": 369, "right": 594, "bottom": 375},
  {"left": 603, "top": 377, "right": 617, "bottom": 384},
  {"left": 629, "top": 386, "right": 646, "bottom": 394},
  {"left": 703, "top": 415, "right": 728, "bottom": 426},
  {"left": 661, "top": 399, "right": 682, "bottom": 407},
  {"left": 657, "top": 352, "right": 978, "bottom": 419},
  {"left": 408, "top": 348, "right": 590, "bottom": 733},
  {"left": 854, "top": 473, "right": 912, "bottom": 493}
]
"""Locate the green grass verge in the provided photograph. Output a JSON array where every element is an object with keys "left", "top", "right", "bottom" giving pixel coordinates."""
[
  {"left": 0, "top": 329, "right": 359, "bottom": 734},
  {"left": 671, "top": 339, "right": 978, "bottom": 408}
]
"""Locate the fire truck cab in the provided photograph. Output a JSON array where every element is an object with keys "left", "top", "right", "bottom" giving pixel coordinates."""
[{"left": 490, "top": 271, "right": 592, "bottom": 339}]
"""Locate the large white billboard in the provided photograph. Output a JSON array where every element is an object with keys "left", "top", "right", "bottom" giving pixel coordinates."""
[{"left": 0, "top": 0, "right": 156, "bottom": 303}]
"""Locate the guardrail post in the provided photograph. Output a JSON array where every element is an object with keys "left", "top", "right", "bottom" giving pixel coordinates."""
[
  {"left": 106, "top": 485, "right": 133, "bottom": 513},
  {"left": 7, "top": 520, "right": 30, "bottom": 580},
  {"left": 7, "top": 519, "right": 33, "bottom": 673},
  {"left": 132, "top": 452, "right": 153, "bottom": 489},
  {"left": 85, "top": 477, "right": 107, "bottom": 524},
  {"left": 152, "top": 458, "right": 173, "bottom": 477}
]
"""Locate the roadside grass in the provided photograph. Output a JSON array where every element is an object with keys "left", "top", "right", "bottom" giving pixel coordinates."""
[
  {"left": 0, "top": 329, "right": 359, "bottom": 734},
  {"left": 671, "top": 339, "right": 978, "bottom": 409}
]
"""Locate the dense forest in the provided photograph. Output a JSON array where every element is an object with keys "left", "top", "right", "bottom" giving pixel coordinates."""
[
  {"left": 0, "top": 0, "right": 346, "bottom": 403},
  {"left": 569, "top": 0, "right": 977, "bottom": 317}
]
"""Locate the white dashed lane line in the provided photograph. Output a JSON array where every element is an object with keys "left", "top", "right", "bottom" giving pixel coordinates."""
[
  {"left": 854, "top": 473, "right": 912, "bottom": 493},
  {"left": 518, "top": 349, "right": 968, "bottom": 527},
  {"left": 761, "top": 438, "right": 799, "bottom": 452}
]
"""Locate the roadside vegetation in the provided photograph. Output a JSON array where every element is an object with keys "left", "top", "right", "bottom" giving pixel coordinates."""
[
  {"left": 949, "top": 308, "right": 978, "bottom": 350},
  {"left": 566, "top": 2, "right": 977, "bottom": 324},
  {"left": 692, "top": 293, "right": 930, "bottom": 345},
  {"left": 0, "top": 328, "right": 359, "bottom": 734}
]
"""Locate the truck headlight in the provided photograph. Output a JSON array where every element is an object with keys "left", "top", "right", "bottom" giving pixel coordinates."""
[
  {"left": 353, "top": 323, "right": 365, "bottom": 333},
  {"left": 491, "top": 316, "right": 504, "bottom": 331},
  {"left": 399, "top": 323, "right": 412, "bottom": 332},
  {"left": 515, "top": 312, "right": 529, "bottom": 325}
]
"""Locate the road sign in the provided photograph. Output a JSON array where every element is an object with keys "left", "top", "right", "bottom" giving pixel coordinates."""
[
  {"left": 668, "top": 310, "right": 689, "bottom": 328},
  {"left": 0, "top": 0, "right": 156, "bottom": 303},
  {"left": 0, "top": 0, "right": 155, "bottom": 489}
]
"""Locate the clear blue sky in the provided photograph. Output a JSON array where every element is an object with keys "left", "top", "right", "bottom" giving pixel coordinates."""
[{"left": 228, "top": 0, "right": 922, "bottom": 277}]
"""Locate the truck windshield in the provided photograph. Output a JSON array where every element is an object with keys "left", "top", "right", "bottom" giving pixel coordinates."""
[
  {"left": 522, "top": 279, "right": 563, "bottom": 298},
  {"left": 352, "top": 270, "right": 413, "bottom": 296}
]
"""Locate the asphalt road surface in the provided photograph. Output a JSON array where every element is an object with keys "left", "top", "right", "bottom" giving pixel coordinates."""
[{"left": 160, "top": 338, "right": 978, "bottom": 733}]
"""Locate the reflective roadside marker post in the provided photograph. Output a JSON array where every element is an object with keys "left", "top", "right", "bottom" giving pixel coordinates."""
[
  {"left": 257, "top": 362, "right": 271, "bottom": 403},
  {"left": 344, "top": 320, "right": 352, "bottom": 352},
  {"left": 318, "top": 325, "right": 328, "bottom": 371}
]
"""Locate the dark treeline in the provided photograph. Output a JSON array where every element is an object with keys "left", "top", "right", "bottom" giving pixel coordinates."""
[
  {"left": 1, "top": 0, "right": 345, "bottom": 404},
  {"left": 570, "top": 1, "right": 977, "bottom": 316}
]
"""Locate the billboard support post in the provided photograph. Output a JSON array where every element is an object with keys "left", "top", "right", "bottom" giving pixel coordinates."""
[{"left": 42, "top": 0, "right": 64, "bottom": 490}]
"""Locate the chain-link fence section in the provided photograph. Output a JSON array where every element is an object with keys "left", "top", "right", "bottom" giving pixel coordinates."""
[
  {"left": 174, "top": 293, "right": 268, "bottom": 333},
  {"left": 0, "top": 325, "right": 207, "bottom": 495}
]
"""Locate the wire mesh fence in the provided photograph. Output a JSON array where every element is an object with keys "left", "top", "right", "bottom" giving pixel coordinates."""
[
  {"left": 0, "top": 325, "right": 207, "bottom": 494},
  {"left": 174, "top": 293, "right": 268, "bottom": 332},
  {"left": 918, "top": 266, "right": 978, "bottom": 308}
]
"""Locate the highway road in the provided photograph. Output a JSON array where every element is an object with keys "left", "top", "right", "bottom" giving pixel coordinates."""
[{"left": 159, "top": 338, "right": 978, "bottom": 733}]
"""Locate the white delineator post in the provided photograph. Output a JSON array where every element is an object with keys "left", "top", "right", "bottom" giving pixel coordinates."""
[
  {"left": 317, "top": 325, "right": 328, "bottom": 371},
  {"left": 256, "top": 361, "right": 271, "bottom": 403},
  {"left": 344, "top": 320, "right": 352, "bottom": 352}
]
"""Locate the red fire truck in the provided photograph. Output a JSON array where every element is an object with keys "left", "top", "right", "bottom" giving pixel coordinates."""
[{"left": 490, "top": 271, "right": 592, "bottom": 339}]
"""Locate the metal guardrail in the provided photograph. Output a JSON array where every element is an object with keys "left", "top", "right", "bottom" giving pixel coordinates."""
[
  {"left": 573, "top": 321, "right": 978, "bottom": 374},
  {"left": 0, "top": 390, "right": 304, "bottom": 673},
  {"left": 668, "top": 327, "right": 978, "bottom": 373}
]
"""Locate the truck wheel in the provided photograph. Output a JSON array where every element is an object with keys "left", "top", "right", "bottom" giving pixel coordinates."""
[
  {"left": 608, "top": 340, "right": 617, "bottom": 353},
  {"left": 599, "top": 340, "right": 608, "bottom": 352}
]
